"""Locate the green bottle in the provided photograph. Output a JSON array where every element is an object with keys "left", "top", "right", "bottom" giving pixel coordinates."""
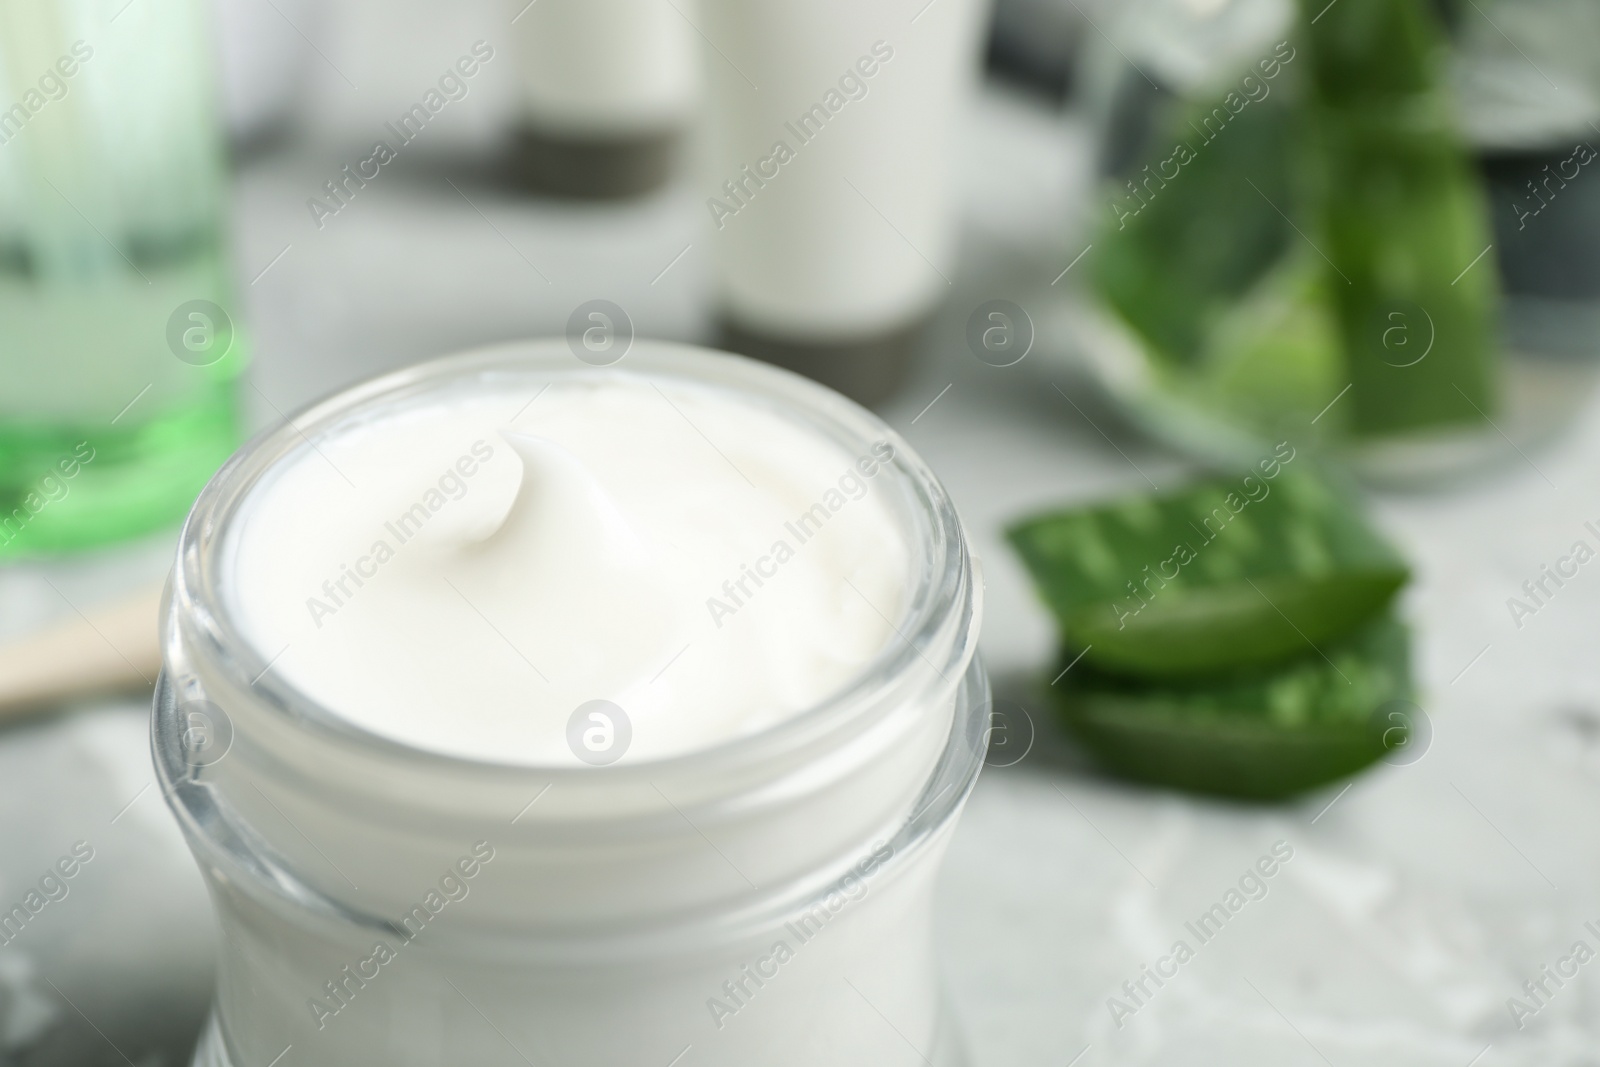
[{"left": 0, "top": 0, "right": 244, "bottom": 557}]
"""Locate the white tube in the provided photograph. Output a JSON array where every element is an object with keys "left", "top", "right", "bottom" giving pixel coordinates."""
[{"left": 697, "top": 0, "right": 991, "bottom": 340}]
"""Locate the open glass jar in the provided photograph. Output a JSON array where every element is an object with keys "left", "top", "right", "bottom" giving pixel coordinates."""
[
  {"left": 153, "top": 341, "right": 986, "bottom": 1067},
  {"left": 1064, "top": 0, "right": 1600, "bottom": 487}
]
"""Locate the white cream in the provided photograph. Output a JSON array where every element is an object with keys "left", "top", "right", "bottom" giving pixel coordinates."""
[{"left": 224, "top": 374, "right": 909, "bottom": 765}]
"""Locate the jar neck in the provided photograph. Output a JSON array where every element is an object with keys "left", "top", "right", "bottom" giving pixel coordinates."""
[{"left": 154, "top": 651, "right": 988, "bottom": 955}]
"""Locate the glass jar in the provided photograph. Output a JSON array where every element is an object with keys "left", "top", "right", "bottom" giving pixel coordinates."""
[
  {"left": 153, "top": 341, "right": 986, "bottom": 1067},
  {"left": 1451, "top": 0, "right": 1600, "bottom": 432},
  {"left": 0, "top": 0, "right": 244, "bottom": 556},
  {"left": 1063, "top": 0, "right": 1598, "bottom": 487}
]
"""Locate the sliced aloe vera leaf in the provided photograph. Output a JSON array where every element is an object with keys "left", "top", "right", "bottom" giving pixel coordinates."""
[
  {"left": 1296, "top": 0, "right": 1500, "bottom": 436},
  {"left": 1188, "top": 251, "right": 1343, "bottom": 435},
  {"left": 1314, "top": 107, "right": 1500, "bottom": 435},
  {"left": 1006, "top": 466, "right": 1407, "bottom": 677},
  {"left": 1055, "top": 612, "right": 1413, "bottom": 799},
  {"left": 1091, "top": 85, "right": 1296, "bottom": 368}
]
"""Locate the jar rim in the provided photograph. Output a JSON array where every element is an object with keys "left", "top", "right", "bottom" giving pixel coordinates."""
[{"left": 167, "top": 339, "right": 979, "bottom": 781}]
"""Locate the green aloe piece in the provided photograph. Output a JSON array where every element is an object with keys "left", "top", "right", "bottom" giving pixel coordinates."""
[
  {"left": 1006, "top": 466, "right": 1408, "bottom": 678},
  {"left": 1054, "top": 612, "right": 1414, "bottom": 799},
  {"left": 1092, "top": 84, "right": 1296, "bottom": 368},
  {"left": 1187, "top": 251, "right": 1344, "bottom": 434},
  {"left": 1298, "top": 0, "right": 1500, "bottom": 436}
]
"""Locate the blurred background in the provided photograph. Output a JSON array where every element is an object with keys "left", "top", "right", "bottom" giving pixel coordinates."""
[{"left": 2, "top": 0, "right": 1600, "bottom": 1063}]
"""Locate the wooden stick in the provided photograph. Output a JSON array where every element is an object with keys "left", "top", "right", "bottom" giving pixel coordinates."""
[{"left": 0, "top": 582, "right": 164, "bottom": 721}]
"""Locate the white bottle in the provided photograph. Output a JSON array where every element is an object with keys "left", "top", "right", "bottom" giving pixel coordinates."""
[{"left": 696, "top": 0, "right": 992, "bottom": 401}]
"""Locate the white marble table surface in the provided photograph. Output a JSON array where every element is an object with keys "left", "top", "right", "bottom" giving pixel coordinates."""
[{"left": 2, "top": 70, "right": 1598, "bottom": 1067}]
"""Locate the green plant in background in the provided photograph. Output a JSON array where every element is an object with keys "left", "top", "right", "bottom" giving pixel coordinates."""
[
  {"left": 1194, "top": 252, "right": 1342, "bottom": 429},
  {"left": 1300, "top": 0, "right": 1498, "bottom": 435},
  {"left": 1091, "top": 0, "right": 1500, "bottom": 444},
  {"left": 1093, "top": 86, "right": 1297, "bottom": 372},
  {"left": 1009, "top": 466, "right": 1416, "bottom": 799}
]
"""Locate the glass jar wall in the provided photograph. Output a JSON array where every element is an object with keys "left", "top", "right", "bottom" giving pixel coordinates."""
[{"left": 155, "top": 342, "right": 987, "bottom": 1067}]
